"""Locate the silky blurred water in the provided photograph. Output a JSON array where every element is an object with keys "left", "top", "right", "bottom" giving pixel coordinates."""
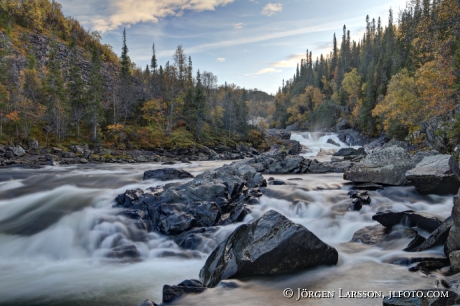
[{"left": 0, "top": 133, "right": 453, "bottom": 305}]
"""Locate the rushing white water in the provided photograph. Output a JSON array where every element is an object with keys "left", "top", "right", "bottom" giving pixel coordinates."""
[
  {"left": 0, "top": 134, "right": 454, "bottom": 305},
  {"left": 290, "top": 131, "right": 351, "bottom": 157}
]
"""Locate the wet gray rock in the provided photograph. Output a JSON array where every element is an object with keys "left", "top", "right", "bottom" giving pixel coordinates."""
[
  {"left": 285, "top": 140, "right": 301, "bottom": 155},
  {"left": 446, "top": 190, "right": 460, "bottom": 255},
  {"left": 163, "top": 279, "right": 206, "bottom": 303},
  {"left": 174, "top": 227, "right": 219, "bottom": 252},
  {"left": 344, "top": 146, "right": 415, "bottom": 185},
  {"left": 351, "top": 224, "right": 418, "bottom": 245},
  {"left": 372, "top": 210, "right": 404, "bottom": 228},
  {"left": 406, "top": 155, "right": 460, "bottom": 195},
  {"left": 143, "top": 168, "right": 194, "bottom": 181},
  {"left": 403, "top": 234, "right": 427, "bottom": 252},
  {"left": 333, "top": 147, "right": 360, "bottom": 156},
  {"left": 106, "top": 244, "right": 140, "bottom": 259},
  {"left": 137, "top": 299, "right": 158, "bottom": 306},
  {"left": 411, "top": 216, "right": 452, "bottom": 252},
  {"left": 449, "top": 250, "right": 460, "bottom": 271},
  {"left": 117, "top": 163, "right": 261, "bottom": 236},
  {"left": 199, "top": 210, "right": 338, "bottom": 287},
  {"left": 337, "top": 129, "right": 368, "bottom": 146},
  {"left": 327, "top": 138, "right": 340, "bottom": 147},
  {"left": 403, "top": 212, "right": 443, "bottom": 232},
  {"left": 372, "top": 210, "right": 442, "bottom": 232}
]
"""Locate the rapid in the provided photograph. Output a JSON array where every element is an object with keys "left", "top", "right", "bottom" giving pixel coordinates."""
[{"left": 0, "top": 132, "right": 453, "bottom": 305}]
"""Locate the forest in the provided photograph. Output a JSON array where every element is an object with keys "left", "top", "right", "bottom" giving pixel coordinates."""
[
  {"left": 271, "top": 0, "right": 460, "bottom": 150},
  {"left": 0, "top": 0, "right": 273, "bottom": 150}
]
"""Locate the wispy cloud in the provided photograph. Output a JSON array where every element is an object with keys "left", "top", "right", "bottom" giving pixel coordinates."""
[
  {"left": 234, "top": 22, "right": 244, "bottom": 29},
  {"left": 271, "top": 53, "right": 305, "bottom": 68},
  {"left": 257, "top": 67, "right": 282, "bottom": 74},
  {"left": 156, "top": 17, "right": 361, "bottom": 57},
  {"left": 217, "top": 57, "right": 226, "bottom": 62},
  {"left": 261, "top": 3, "right": 283, "bottom": 16},
  {"left": 245, "top": 67, "right": 282, "bottom": 77},
  {"left": 60, "top": 0, "right": 235, "bottom": 33}
]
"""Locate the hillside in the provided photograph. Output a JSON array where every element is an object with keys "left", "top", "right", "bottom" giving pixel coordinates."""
[
  {"left": 270, "top": 0, "right": 460, "bottom": 153},
  {"left": 0, "top": 0, "right": 273, "bottom": 151}
]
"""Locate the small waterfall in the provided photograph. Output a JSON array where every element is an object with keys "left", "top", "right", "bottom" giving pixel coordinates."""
[{"left": 290, "top": 132, "right": 351, "bottom": 157}]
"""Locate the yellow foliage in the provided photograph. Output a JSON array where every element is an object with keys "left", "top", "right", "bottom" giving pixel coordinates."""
[{"left": 373, "top": 59, "right": 456, "bottom": 134}]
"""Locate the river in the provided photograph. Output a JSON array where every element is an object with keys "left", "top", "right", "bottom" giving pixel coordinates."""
[{"left": 0, "top": 132, "right": 453, "bottom": 305}]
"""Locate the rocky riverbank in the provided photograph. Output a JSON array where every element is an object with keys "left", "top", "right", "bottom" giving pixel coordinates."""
[{"left": 0, "top": 129, "right": 305, "bottom": 168}]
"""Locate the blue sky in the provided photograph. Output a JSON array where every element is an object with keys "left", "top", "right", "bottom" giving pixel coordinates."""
[{"left": 59, "top": 0, "right": 407, "bottom": 94}]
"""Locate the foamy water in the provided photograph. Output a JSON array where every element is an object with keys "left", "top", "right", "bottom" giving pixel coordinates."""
[{"left": 0, "top": 134, "right": 453, "bottom": 305}]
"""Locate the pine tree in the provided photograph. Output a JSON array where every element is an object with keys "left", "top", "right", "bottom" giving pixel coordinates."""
[
  {"left": 121, "top": 28, "right": 130, "bottom": 80},
  {"left": 150, "top": 42, "right": 157, "bottom": 73}
]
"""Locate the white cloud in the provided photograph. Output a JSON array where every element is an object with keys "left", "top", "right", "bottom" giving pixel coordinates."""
[
  {"left": 261, "top": 3, "right": 283, "bottom": 16},
  {"left": 244, "top": 67, "right": 282, "bottom": 77},
  {"left": 256, "top": 68, "right": 282, "bottom": 74},
  {"left": 271, "top": 53, "right": 305, "bottom": 68},
  {"left": 234, "top": 22, "right": 244, "bottom": 29},
  {"left": 156, "top": 18, "right": 358, "bottom": 57},
  {"left": 217, "top": 57, "right": 226, "bottom": 62},
  {"left": 59, "top": 0, "right": 235, "bottom": 33}
]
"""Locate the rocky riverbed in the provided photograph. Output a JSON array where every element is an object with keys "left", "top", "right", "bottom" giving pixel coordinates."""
[{"left": 2, "top": 130, "right": 460, "bottom": 306}]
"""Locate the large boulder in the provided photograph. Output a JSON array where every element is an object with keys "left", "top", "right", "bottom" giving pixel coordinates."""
[
  {"left": 344, "top": 146, "right": 415, "bottom": 185},
  {"left": 116, "top": 163, "right": 263, "bottom": 236},
  {"left": 405, "top": 155, "right": 460, "bottom": 195},
  {"left": 143, "top": 168, "right": 194, "bottom": 181},
  {"left": 199, "top": 210, "right": 338, "bottom": 287}
]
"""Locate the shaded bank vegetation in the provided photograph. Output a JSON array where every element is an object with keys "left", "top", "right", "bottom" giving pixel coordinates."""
[
  {"left": 0, "top": 0, "right": 274, "bottom": 150},
  {"left": 271, "top": 0, "right": 460, "bottom": 149}
]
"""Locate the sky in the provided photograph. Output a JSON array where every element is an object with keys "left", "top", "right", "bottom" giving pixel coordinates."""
[{"left": 58, "top": 0, "right": 408, "bottom": 95}]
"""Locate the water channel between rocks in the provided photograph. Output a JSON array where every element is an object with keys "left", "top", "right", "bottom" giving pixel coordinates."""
[{"left": 0, "top": 132, "right": 453, "bottom": 306}]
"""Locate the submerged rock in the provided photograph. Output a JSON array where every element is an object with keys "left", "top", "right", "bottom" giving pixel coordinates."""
[
  {"left": 143, "top": 168, "right": 194, "bottom": 181},
  {"left": 351, "top": 224, "right": 418, "bottom": 246},
  {"left": 199, "top": 210, "right": 338, "bottom": 287},
  {"left": 406, "top": 155, "right": 460, "bottom": 195},
  {"left": 162, "top": 279, "right": 206, "bottom": 303},
  {"left": 137, "top": 299, "right": 158, "bottom": 306},
  {"left": 344, "top": 146, "right": 415, "bottom": 185}
]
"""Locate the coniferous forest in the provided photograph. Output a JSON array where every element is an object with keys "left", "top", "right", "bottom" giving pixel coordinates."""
[
  {"left": 271, "top": 0, "right": 460, "bottom": 152},
  {"left": 0, "top": 0, "right": 273, "bottom": 151}
]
